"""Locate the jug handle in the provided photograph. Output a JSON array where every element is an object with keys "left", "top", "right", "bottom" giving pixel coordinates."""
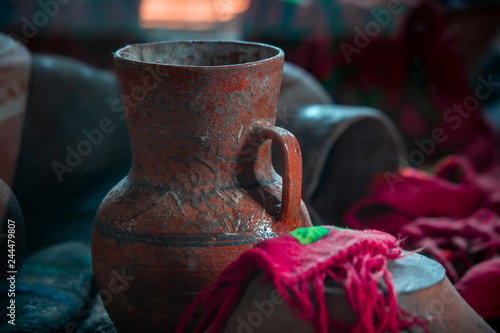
[{"left": 254, "top": 123, "right": 302, "bottom": 223}]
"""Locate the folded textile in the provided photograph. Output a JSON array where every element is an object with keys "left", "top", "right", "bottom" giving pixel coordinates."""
[
  {"left": 79, "top": 295, "right": 117, "bottom": 333},
  {"left": 0, "top": 242, "right": 94, "bottom": 332},
  {"left": 455, "top": 257, "right": 500, "bottom": 321},
  {"left": 344, "top": 156, "right": 500, "bottom": 327},
  {"left": 176, "top": 226, "right": 428, "bottom": 333},
  {"left": 345, "top": 156, "right": 500, "bottom": 281},
  {"left": 345, "top": 158, "right": 484, "bottom": 235},
  {"left": 0, "top": 242, "right": 117, "bottom": 333}
]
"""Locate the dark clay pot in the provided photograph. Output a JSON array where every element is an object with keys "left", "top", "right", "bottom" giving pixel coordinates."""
[
  {"left": 91, "top": 41, "right": 312, "bottom": 332},
  {"left": 280, "top": 105, "right": 405, "bottom": 224},
  {"left": 0, "top": 33, "right": 30, "bottom": 186}
]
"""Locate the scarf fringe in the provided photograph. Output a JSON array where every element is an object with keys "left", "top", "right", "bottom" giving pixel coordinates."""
[{"left": 176, "top": 235, "right": 430, "bottom": 333}]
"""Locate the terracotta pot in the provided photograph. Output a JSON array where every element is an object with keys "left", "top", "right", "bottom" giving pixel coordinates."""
[
  {"left": 12, "top": 55, "right": 129, "bottom": 253},
  {"left": 276, "top": 62, "right": 333, "bottom": 124},
  {"left": 91, "top": 40, "right": 312, "bottom": 332},
  {"left": 0, "top": 33, "right": 30, "bottom": 186},
  {"left": 223, "top": 253, "right": 495, "bottom": 332}
]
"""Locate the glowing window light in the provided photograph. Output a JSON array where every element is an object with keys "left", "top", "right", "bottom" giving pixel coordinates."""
[{"left": 140, "top": 0, "right": 251, "bottom": 29}]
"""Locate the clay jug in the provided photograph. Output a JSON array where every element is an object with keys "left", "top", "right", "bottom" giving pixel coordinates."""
[{"left": 91, "top": 40, "right": 311, "bottom": 332}]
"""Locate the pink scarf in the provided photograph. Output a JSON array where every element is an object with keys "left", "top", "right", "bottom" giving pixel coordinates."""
[{"left": 176, "top": 226, "right": 428, "bottom": 333}]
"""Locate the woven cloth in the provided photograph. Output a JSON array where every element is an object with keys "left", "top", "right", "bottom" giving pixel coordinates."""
[
  {"left": 176, "top": 226, "right": 428, "bottom": 333},
  {"left": 345, "top": 156, "right": 500, "bottom": 321}
]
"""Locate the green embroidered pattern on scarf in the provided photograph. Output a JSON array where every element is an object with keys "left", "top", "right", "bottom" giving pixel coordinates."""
[{"left": 290, "top": 226, "right": 330, "bottom": 245}]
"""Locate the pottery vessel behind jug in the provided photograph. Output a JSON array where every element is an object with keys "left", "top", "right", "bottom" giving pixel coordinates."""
[{"left": 0, "top": 33, "right": 30, "bottom": 187}]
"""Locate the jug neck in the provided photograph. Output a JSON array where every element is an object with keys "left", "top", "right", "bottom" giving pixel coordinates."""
[
  {"left": 116, "top": 61, "right": 284, "bottom": 187},
  {"left": 127, "top": 119, "right": 276, "bottom": 187}
]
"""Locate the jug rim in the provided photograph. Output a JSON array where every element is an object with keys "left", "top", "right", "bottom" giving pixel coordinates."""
[{"left": 114, "top": 40, "right": 284, "bottom": 69}]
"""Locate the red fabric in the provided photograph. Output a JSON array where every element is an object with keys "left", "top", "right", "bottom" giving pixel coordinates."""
[
  {"left": 455, "top": 258, "right": 500, "bottom": 320},
  {"left": 176, "top": 227, "right": 429, "bottom": 333},
  {"left": 345, "top": 159, "right": 484, "bottom": 236},
  {"left": 345, "top": 157, "right": 500, "bottom": 318},
  {"left": 340, "top": 4, "right": 500, "bottom": 320}
]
